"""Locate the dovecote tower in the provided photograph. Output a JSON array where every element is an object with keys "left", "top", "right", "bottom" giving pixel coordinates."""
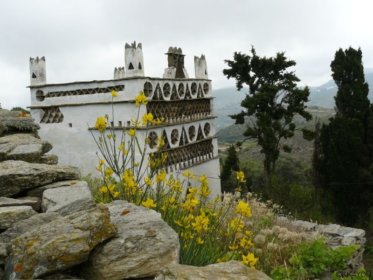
[
  {"left": 194, "top": 55, "right": 208, "bottom": 79},
  {"left": 163, "top": 47, "right": 189, "bottom": 79},
  {"left": 29, "top": 56, "right": 46, "bottom": 86},
  {"left": 114, "top": 67, "right": 125, "bottom": 79},
  {"left": 28, "top": 42, "right": 221, "bottom": 197},
  {"left": 124, "top": 41, "right": 144, "bottom": 77}
]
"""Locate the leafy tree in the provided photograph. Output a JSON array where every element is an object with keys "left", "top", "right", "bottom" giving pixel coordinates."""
[
  {"left": 317, "top": 47, "right": 373, "bottom": 226},
  {"left": 223, "top": 47, "right": 312, "bottom": 184},
  {"left": 221, "top": 145, "right": 240, "bottom": 193}
]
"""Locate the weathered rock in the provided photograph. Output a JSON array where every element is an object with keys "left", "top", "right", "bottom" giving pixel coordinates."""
[
  {"left": 42, "top": 181, "right": 94, "bottom": 215},
  {"left": 40, "top": 272, "right": 85, "bottom": 279},
  {"left": 0, "top": 133, "right": 52, "bottom": 162},
  {"left": 0, "top": 241, "right": 7, "bottom": 263},
  {"left": 38, "top": 154, "right": 58, "bottom": 165},
  {"left": 0, "top": 206, "right": 37, "bottom": 230},
  {"left": 0, "top": 196, "right": 41, "bottom": 211},
  {"left": 0, "top": 109, "right": 39, "bottom": 136},
  {"left": 155, "top": 261, "right": 272, "bottom": 280},
  {"left": 0, "top": 160, "right": 80, "bottom": 197},
  {"left": 5, "top": 205, "right": 116, "bottom": 279},
  {"left": 27, "top": 180, "right": 81, "bottom": 198},
  {"left": 81, "top": 201, "right": 179, "bottom": 280},
  {"left": 0, "top": 212, "right": 60, "bottom": 245}
]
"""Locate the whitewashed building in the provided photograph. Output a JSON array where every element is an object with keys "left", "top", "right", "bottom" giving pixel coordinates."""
[{"left": 28, "top": 42, "right": 221, "bottom": 196}]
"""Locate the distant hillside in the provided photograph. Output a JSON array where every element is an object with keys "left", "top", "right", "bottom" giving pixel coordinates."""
[
  {"left": 217, "top": 107, "right": 335, "bottom": 144},
  {"left": 213, "top": 69, "right": 373, "bottom": 130},
  {"left": 212, "top": 87, "right": 246, "bottom": 130},
  {"left": 308, "top": 68, "right": 373, "bottom": 108}
]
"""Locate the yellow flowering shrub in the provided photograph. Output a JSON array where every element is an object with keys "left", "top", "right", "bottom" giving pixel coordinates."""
[
  {"left": 95, "top": 116, "right": 108, "bottom": 132},
  {"left": 90, "top": 91, "right": 257, "bottom": 267}
]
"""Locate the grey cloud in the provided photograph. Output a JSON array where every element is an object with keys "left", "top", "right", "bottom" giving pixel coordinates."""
[{"left": 1, "top": 0, "right": 373, "bottom": 108}]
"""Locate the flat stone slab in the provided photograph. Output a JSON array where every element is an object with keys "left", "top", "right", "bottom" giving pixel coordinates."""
[
  {"left": 4, "top": 205, "right": 116, "bottom": 279},
  {"left": 0, "top": 206, "right": 37, "bottom": 230},
  {"left": 38, "top": 154, "right": 58, "bottom": 165},
  {"left": 0, "top": 196, "right": 41, "bottom": 212},
  {"left": 0, "top": 133, "right": 51, "bottom": 162},
  {"left": 42, "top": 181, "right": 94, "bottom": 215},
  {"left": 155, "top": 261, "right": 272, "bottom": 280},
  {"left": 27, "top": 180, "right": 82, "bottom": 198},
  {"left": 0, "top": 160, "right": 80, "bottom": 197},
  {"left": 81, "top": 200, "right": 179, "bottom": 280}
]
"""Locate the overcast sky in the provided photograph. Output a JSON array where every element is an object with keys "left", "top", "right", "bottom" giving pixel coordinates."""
[{"left": 1, "top": 0, "right": 373, "bottom": 109}]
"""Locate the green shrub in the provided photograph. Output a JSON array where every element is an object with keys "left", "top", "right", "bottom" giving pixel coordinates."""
[{"left": 271, "top": 239, "right": 358, "bottom": 280}]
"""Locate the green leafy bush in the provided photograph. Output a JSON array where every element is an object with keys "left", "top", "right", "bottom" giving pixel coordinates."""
[{"left": 271, "top": 239, "right": 358, "bottom": 280}]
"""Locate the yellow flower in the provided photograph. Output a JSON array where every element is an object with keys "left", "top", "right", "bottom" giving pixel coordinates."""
[
  {"left": 128, "top": 129, "right": 136, "bottom": 137},
  {"left": 156, "top": 170, "right": 167, "bottom": 184},
  {"left": 182, "top": 170, "right": 194, "bottom": 179},
  {"left": 99, "top": 186, "right": 108, "bottom": 193},
  {"left": 192, "top": 211, "right": 209, "bottom": 233},
  {"left": 112, "top": 191, "right": 120, "bottom": 198},
  {"left": 236, "top": 171, "right": 246, "bottom": 183},
  {"left": 229, "top": 217, "right": 244, "bottom": 231},
  {"left": 111, "top": 90, "right": 119, "bottom": 97},
  {"left": 95, "top": 116, "right": 108, "bottom": 132},
  {"left": 144, "top": 176, "right": 152, "bottom": 187},
  {"left": 235, "top": 201, "right": 252, "bottom": 218},
  {"left": 142, "top": 113, "right": 154, "bottom": 125},
  {"left": 242, "top": 253, "right": 258, "bottom": 268},
  {"left": 196, "top": 237, "right": 204, "bottom": 245},
  {"left": 158, "top": 137, "right": 165, "bottom": 149},
  {"left": 182, "top": 197, "right": 199, "bottom": 212},
  {"left": 240, "top": 237, "right": 253, "bottom": 249},
  {"left": 104, "top": 167, "right": 114, "bottom": 177},
  {"left": 142, "top": 198, "right": 156, "bottom": 209},
  {"left": 96, "top": 159, "right": 105, "bottom": 171},
  {"left": 108, "top": 184, "right": 116, "bottom": 193},
  {"left": 228, "top": 243, "right": 239, "bottom": 251},
  {"left": 135, "top": 91, "right": 148, "bottom": 107}
]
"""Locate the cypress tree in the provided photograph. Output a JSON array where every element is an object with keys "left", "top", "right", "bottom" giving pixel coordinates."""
[{"left": 317, "top": 47, "right": 373, "bottom": 226}]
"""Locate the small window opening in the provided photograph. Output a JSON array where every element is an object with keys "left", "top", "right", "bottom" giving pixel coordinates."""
[
  {"left": 128, "top": 63, "right": 134, "bottom": 70},
  {"left": 69, "top": 123, "right": 72, "bottom": 128},
  {"left": 127, "top": 121, "right": 131, "bottom": 127},
  {"left": 118, "top": 121, "right": 122, "bottom": 127},
  {"left": 138, "top": 62, "right": 142, "bottom": 70},
  {"left": 110, "top": 121, "right": 114, "bottom": 127}
]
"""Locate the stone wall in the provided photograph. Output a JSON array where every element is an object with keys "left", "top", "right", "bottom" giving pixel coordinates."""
[
  {"left": 0, "top": 108, "right": 268, "bottom": 280},
  {"left": 276, "top": 216, "right": 366, "bottom": 274}
]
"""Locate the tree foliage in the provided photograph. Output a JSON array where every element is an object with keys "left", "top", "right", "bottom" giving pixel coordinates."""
[
  {"left": 221, "top": 145, "right": 240, "bottom": 193},
  {"left": 223, "top": 47, "right": 312, "bottom": 183},
  {"left": 316, "top": 47, "right": 373, "bottom": 226}
]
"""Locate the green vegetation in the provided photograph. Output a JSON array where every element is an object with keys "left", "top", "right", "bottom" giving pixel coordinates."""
[
  {"left": 220, "top": 145, "right": 240, "bottom": 193},
  {"left": 271, "top": 239, "right": 359, "bottom": 280},
  {"left": 223, "top": 47, "right": 312, "bottom": 184},
  {"left": 315, "top": 47, "right": 373, "bottom": 227}
]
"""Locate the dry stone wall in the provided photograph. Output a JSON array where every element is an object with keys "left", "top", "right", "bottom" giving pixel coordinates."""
[{"left": 0, "top": 108, "right": 269, "bottom": 279}]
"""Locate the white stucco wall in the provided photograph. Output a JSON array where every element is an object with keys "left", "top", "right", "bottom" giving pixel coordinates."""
[{"left": 29, "top": 76, "right": 221, "bottom": 195}]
